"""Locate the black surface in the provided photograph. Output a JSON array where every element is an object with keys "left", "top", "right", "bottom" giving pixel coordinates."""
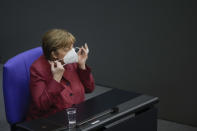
[
  {"left": 104, "top": 107, "right": 158, "bottom": 131},
  {"left": 16, "top": 118, "right": 62, "bottom": 131},
  {"left": 16, "top": 88, "right": 140, "bottom": 130},
  {"left": 46, "top": 88, "right": 140, "bottom": 125},
  {"left": 77, "top": 94, "right": 159, "bottom": 130},
  {"left": 75, "top": 88, "right": 140, "bottom": 123}
]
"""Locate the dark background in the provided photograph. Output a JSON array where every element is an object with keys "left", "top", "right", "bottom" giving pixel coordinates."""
[{"left": 0, "top": 0, "right": 197, "bottom": 127}]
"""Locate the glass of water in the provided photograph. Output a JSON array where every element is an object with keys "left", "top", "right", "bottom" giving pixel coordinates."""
[{"left": 66, "top": 108, "right": 77, "bottom": 128}]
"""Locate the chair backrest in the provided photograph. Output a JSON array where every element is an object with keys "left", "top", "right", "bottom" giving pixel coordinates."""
[{"left": 3, "top": 47, "right": 43, "bottom": 125}]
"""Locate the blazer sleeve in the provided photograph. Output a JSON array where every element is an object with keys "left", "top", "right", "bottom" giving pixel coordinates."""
[
  {"left": 76, "top": 64, "right": 95, "bottom": 93},
  {"left": 29, "top": 66, "right": 65, "bottom": 111}
]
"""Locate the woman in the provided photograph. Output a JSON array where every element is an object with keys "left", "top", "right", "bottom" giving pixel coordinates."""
[{"left": 26, "top": 29, "right": 95, "bottom": 120}]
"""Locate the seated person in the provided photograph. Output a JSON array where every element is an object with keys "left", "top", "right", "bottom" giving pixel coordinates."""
[{"left": 26, "top": 29, "right": 95, "bottom": 120}]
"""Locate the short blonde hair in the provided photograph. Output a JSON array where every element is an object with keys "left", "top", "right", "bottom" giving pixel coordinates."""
[{"left": 42, "top": 29, "right": 76, "bottom": 60}]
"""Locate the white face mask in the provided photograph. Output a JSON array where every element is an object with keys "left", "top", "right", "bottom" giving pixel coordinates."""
[{"left": 62, "top": 48, "right": 78, "bottom": 66}]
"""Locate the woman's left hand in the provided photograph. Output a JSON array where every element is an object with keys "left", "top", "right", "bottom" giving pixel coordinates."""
[{"left": 77, "top": 43, "right": 89, "bottom": 70}]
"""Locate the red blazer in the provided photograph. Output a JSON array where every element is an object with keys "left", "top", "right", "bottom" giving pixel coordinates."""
[{"left": 26, "top": 55, "right": 95, "bottom": 120}]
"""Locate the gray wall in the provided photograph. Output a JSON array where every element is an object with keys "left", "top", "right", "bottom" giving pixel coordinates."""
[{"left": 0, "top": 0, "right": 197, "bottom": 127}]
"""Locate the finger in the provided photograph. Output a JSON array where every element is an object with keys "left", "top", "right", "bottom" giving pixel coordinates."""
[
  {"left": 82, "top": 46, "right": 87, "bottom": 52},
  {"left": 57, "top": 62, "right": 64, "bottom": 69},
  {"left": 81, "top": 46, "right": 87, "bottom": 54},
  {"left": 85, "top": 43, "right": 88, "bottom": 49},
  {"left": 59, "top": 59, "right": 64, "bottom": 65},
  {"left": 54, "top": 61, "right": 57, "bottom": 67},
  {"left": 50, "top": 62, "right": 55, "bottom": 71},
  {"left": 56, "top": 61, "right": 62, "bottom": 67},
  {"left": 48, "top": 60, "right": 52, "bottom": 65},
  {"left": 85, "top": 43, "right": 89, "bottom": 53},
  {"left": 77, "top": 48, "right": 82, "bottom": 55}
]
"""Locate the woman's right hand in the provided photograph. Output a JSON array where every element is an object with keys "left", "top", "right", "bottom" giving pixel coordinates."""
[{"left": 49, "top": 61, "right": 65, "bottom": 82}]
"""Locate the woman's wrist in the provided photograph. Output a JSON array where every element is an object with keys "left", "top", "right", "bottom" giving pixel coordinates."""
[
  {"left": 53, "top": 75, "right": 61, "bottom": 83},
  {"left": 78, "top": 63, "right": 86, "bottom": 70},
  {"left": 53, "top": 73, "right": 63, "bottom": 83}
]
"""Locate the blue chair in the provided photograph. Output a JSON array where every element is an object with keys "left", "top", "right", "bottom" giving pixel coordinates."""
[{"left": 3, "top": 47, "right": 43, "bottom": 126}]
